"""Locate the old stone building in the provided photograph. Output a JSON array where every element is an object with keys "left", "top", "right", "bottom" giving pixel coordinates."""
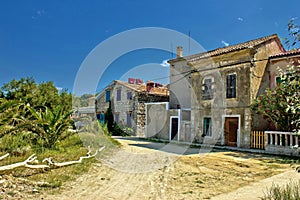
[
  {"left": 95, "top": 79, "right": 169, "bottom": 136},
  {"left": 146, "top": 34, "right": 288, "bottom": 148}
]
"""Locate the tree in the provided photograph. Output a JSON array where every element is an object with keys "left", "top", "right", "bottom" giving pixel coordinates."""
[
  {"left": 104, "top": 101, "right": 114, "bottom": 133},
  {"left": 0, "top": 77, "right": 74, "bottom": 149},
  {"left": 285, "top": 18, "right": 300, "bottom": 49},
  {"left": 21, "top": 106, "right": 74, "bottom": 148},
  {"left": 0, "top": 77, "right": 72, "bottom": 111},
  {"left": 0, "top": 98, "right": 23, "bottom": 136},
  {"left": 251, "top": 64, "right": 300, "bottom": 132}
]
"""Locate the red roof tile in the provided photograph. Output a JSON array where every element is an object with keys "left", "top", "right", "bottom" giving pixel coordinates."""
[
  {"left": 169, "top": 34, "right": 283, "bottom": 63},
  {"left": 269, "top": 48, "right": 300, "bottom": 59}
]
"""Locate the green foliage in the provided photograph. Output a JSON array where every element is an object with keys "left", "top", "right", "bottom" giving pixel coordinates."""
[
  {"left": 72, "top": 93, "right": 94, "bottom": 108},
  {"left": 0, "top": 98, "right": 23, "bottom": 136},
  {"left": 0, "top": 77, "right": 72, "bottom": 111},
  {"left": 252, "top": 65, "right": 300, "bottom": 132},
  {"left": 0, "top": 77, "right": 75, "bottom": 150},
  {"left": 0, "top": 132, "right": 32, "bottom": 155},
  {"left": 0, "top": 134, "right": 95, "bottom": 188},
  {"left": 23, "top": 106, "right": 74, "bottom": 149},
  {"left": 285, "top": 18, "right": 300, "bottom": 49},
  {"left": 262, "top": 181, "right": 300, "bottom": 200}
]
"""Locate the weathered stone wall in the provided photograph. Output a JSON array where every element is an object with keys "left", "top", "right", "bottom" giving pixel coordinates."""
[
  {"left": 96, "top": 81, "right": 169, "bottom": 136},
  {"left": 169, "top": 59, "right": 192, "bottom": 109},
  {"left": 144, "top": 103, "right": 180, "bottom": 140},
  {"left": 189, "top": 50, "right": 252, "bottom": 147},
  {"left": 251, "top": 39, "right": 283, "bottom": 100},
  {"left": 95, "top": 93, "right": 109, "bottom": 114},
  {"left": 186, "top": 40, "right": 284, "bottom": 148},
  {"left": 111, "top": 84, "right": 135, "bottom": 127},
  {"left": 134, "top": 93, "right": 169, "bottom": 137},
  {"left": 250, "top": 41, "right": 286, "bottom": 131}
]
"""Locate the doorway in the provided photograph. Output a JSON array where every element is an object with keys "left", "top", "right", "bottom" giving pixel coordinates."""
[
  {"left": 224, "top": 117, "right": 239, "bottom": 147},
  {"left": 170, "top": 117, "right": 178, "bottom": 140}
]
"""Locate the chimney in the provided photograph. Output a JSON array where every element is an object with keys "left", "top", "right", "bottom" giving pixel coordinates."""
[
  {"left": 176, "top": 46, "right": 183, "bottom": 58},
  {"left": 146, "top": 81, "right": 154, "bottom": 92},
  {"left": 128, "top": 78, "right": 135, "bottom": 84}
]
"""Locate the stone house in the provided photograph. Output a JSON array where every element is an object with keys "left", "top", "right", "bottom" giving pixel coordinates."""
[
  {"left": 146, "top": 34, "right": 288, "bottom": 148},
  {"left": 95, "top": 79, "right": 169, "bottom": 136},
  {"left": 72, "top": 96, "right": 96, "bottom": 120}
]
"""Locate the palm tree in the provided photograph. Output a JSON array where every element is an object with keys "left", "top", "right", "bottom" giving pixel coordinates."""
[{"left": 22, "top": 106, "right": 74, "bottom": 149}]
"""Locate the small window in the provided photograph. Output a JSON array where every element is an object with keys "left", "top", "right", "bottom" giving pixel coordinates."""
[
  {"left": 203, "top": 117, "right": 212, "bottom": 137},
  {"left": 105, "top": 90, "right": 110, "bottom": 102},
  {"left": 127, "top": 91, "right": 132, "bottom": 100},
  {"left": 99, "top": 113, "right": 105, "bottom": 124},
  {"left": 126, "top": 112, "right": 132, "bottom": 127},
  {"left": 116, "top": 89, "right": 121, "bottom": 101},
  {"left": 275, "top": 76, "right": 282, "bottom": 86},
  {"left": 226, "top": 74, "right": 236, "bottom": 98},
  {"left": 202, "top": 78, "right": 213, "bottom": 100},
  {"left": 114, "top": 113, "right": 119, "bottom": 123}
]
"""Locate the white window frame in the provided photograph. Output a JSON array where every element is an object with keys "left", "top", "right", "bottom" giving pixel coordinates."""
[
  {"left": 226, "top": 73, "right": 237, "bottom": 99},
  {"left": 202, "top": 76, "right": 214, "bottom": 100}
]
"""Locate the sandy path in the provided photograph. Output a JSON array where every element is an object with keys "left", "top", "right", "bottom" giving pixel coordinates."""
[
  {"left": 43, "top": 137, "right": 295, "bottom": 200},
  {"left": 45, "top": 137, "right": 180, "bottom": 200}
]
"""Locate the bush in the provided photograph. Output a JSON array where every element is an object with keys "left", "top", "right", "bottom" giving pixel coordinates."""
[
  {"left": 262, "top": 181, "right": 300, "bottom": 200},
  {"left": 0, "top": 132, "right": 32, "bottom": 155}
]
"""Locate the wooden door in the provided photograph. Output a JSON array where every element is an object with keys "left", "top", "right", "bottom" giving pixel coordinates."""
[{"left": 224, "top": 117, "right": 238, "bottom": 147}]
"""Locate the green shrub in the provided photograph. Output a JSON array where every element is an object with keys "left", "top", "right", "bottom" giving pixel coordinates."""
[
  {"left": 262, "top": 181, "right": 300, "bottom": 200},
  {"left": 0, "top": 132, "right": 32, "bottom": 155}
]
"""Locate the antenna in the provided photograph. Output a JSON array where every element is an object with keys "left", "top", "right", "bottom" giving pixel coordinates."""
[
  {"left": 188, "top": 31, "right": 191, "bottom": 55},
  {"left": 171, "top": 43, "right": 174, "bottom": 58}
]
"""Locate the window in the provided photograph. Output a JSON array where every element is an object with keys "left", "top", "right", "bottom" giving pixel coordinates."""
[
  {"left": 116, "top": 89, "right": 121, "bottom": 101},
  {"left": 105, "top": 90, "right": 110, "bottom": 102},
  {"left": 114, "top": 113, "right": 119, "bottom": 123},
  {"left": 226, "top": 74, "right": 236, "bottom": 98},
  {"left": 202, "top": 78, "right": 213, "bottom": 100},
  {"left": 127, "top": 91, "right": 132, "bottom": 100},
  {"left": 275, "top": 76, "right": 282, "bottom": 86},
  {"left": 126, "top": 112, "right": 132, "bottom": 127},
  {"left": 203, "top": 117, "right": 212, "bottom": 137},
  {"left": 99, "top": 113, "right": 105, "bottom": 124}
]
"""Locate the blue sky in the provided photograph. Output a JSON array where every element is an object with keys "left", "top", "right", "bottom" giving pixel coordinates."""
[{"left": 0, "top": 0, "right": 299, "bottom": 95}]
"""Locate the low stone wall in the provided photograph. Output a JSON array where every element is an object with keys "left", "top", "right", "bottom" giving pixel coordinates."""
[{"left": 265, "top": 131, "right": 300, "bottom": 157}]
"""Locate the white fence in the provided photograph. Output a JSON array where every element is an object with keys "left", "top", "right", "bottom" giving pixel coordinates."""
[{"left": 265, "top": 131, "right": 299, "bottom": 156}]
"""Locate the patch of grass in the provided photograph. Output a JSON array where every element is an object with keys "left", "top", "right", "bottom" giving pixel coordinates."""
[
  {"left": 262, "top": 181, "right": 300, "bottom": 200},
  {"left": 0, "top": 131, "right": 120, "bottom": 190}
]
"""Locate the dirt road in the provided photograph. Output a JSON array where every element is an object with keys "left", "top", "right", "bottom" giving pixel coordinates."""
[{"left": 43, "top": 137, "right": 292, "bottom": 200}]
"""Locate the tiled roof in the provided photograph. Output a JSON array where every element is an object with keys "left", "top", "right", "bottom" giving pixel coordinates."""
[
  {"left": 269, "top": 48, "right": 300, "bottom": 59},
  {"left": 114, "top": 80, "right": 142, "bottom": 91},
  {"left": 169, "top": 34, "right": 282, "bottom": 63},
  {"left": 116, "top": 80, "right": 169, "bottom": 96}
]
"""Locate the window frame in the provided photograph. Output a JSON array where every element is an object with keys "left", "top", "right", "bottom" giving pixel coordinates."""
[
  {"left": 127, "top": 91, "right": 132, "bottom": 100},
  {"left": 203, "top": 117, "right": 212, "bottom": 137},
  {"left": 226, "top": 73, "right": 237, "bottom": 99},
  {"left": 202, "top": 77, "right": 214, "bottom": 100},
  {"left": 126, "top": 112, "right": 132, "bottom": 127},
  {"left": 116, "top": 89, "right": 121, "bottom": 101},
  {"left": 105, "top": 90, "right": 110, "bottom": 102}
]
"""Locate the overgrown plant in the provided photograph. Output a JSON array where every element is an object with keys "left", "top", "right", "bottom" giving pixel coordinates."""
[
  {"left": 251, "top": 64, "right": 300, "bottom": 133},
  {"left": 22, "top": 106, "right": 74, "bottom": 149},
  {"left": 261, "top": 181, "right": 300, "bottom": 200}
]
